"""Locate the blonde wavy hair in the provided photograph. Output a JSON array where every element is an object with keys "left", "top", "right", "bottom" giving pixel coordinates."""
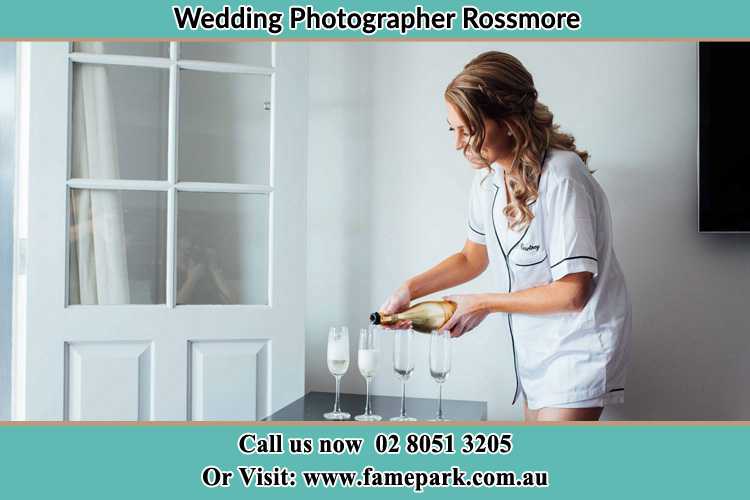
[{"left": 445, "top": 51, "right": 589, "bottom": 231}]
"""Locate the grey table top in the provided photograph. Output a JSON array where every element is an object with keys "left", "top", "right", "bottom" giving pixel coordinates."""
[{"left": 265, "top": 391, "right": 487, "bottom": 421}]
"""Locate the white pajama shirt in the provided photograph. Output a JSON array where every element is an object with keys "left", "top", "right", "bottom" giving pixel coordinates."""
[{"left": 467, "top": 149, "right": 631, "bottom": 410}]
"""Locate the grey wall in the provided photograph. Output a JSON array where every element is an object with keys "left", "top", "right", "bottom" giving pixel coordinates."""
[
  {"left": 0, "top": 43, "right": 16, "bottom": 420},
  {"left": 306, "top": 42, "right": 750, "bottom": 420}
]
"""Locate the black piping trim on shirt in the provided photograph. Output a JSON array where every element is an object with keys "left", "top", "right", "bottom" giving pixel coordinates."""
[
  {"left": 468, "top": 222, "right": 485, "bottom": 236},
  {"left": 491, "top": 184, "right": 521, "bottom": 405},
  {"left": 608, "top": 388, "right": 624, "bottom": 393},
  {"left": 508, "top": 223, "right": 532, "bottom": 255},
  {"left": 492, "top": 148, "right": 547, "bottom": 204},
  {"left": 514, "top": 255, "right": 548, "bottom": 267},
  {"left": 491, "top": 185, "right": 538, "bottom": 208},
  {"left": 490, "top": 149, "right": 548, "bottom": 406},
  {"left": 549, "top": 255, "right": 598, "bottom": 269}
]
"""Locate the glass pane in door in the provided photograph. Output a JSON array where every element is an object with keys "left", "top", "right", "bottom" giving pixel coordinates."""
[
  {"left": 68, "top": 189, "right": 167, "bottom": 305},
  {"left": 72, "top": 42, "right": 169, "bottom": 58},
  {"left": 180, "top": 42, "right": 272, "bottom": 67},
  {"left": 71, "top": 63, "right": 169, "bottom": 180},
  {"left": 178, "top": 70, "right": 271, "bottom": 185},
  {"left": 177, "top": 192, "right": 269, "bottom": 305}
]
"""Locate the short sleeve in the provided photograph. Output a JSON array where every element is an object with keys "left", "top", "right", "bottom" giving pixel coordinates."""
[
  {"left": 467, "top": 174, "right": 486, "bottom": 245},
  {"left": 543, "top": 178, "right": 598, "bottom": 280}
]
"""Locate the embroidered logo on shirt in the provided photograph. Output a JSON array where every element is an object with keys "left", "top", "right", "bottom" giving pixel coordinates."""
[{"left": 521, "top": 243, "right": 540, "bottom": 252}]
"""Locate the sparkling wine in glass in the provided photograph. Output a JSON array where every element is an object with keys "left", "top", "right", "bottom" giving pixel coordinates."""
[
  {"left": 390, "top": 328, "right": 417, "bottom": 422},
  {"left": 355, "top": 326, "right": 382, "bottom": 421},
  {"left": 429, "top": 330, "right": 452, "bottom": 422},
  {"left": 324, "top": 326, "right": 351, "bottom": 420}
]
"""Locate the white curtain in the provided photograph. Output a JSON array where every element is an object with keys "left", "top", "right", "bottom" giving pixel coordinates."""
[{"left": 69, "top": 42, "right": 130, "bottom": 304}]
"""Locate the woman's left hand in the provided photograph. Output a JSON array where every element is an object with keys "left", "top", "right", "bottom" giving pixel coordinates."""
[{"left": 441, "top": 293, "right": 491, "bottom": 338}]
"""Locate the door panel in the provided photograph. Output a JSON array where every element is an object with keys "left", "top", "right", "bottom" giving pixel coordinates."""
[
  {"left": 65, "top": 341, "right": 152, "bottom": 421},
  {"left": 189, "top": 340, "right": 269, "bottom": 421},
  {"left": 17, "top": 42, "right": 308, "bottom": 421}
]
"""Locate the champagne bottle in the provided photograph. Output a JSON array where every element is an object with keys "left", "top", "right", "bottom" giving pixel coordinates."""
[{"left": 370, "top": 300, "right": 457, "bottom": 333}]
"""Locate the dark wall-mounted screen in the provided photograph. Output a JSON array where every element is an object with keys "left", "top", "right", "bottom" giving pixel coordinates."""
[{"left": 699, "top": 42, "right": 750, "bottom": 232}]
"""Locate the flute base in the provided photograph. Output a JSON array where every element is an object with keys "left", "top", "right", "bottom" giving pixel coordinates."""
[
  {"left": 265, "top": 392, "right": 487, "bottom": 421},
  {"left": 354, "top": 413, "right": 382, "bottom": 422},
  {"left": 389, "top": 415, "right": 417, "bottom": 422},
  {"left": 323, "top": 411, "right": 351, "bottom": 420},
  {"left": 428, "top": 417, "right": 451, "bottom": 422}
]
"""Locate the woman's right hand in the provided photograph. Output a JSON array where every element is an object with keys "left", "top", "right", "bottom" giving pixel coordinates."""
[{"left": 379, "top": 284, "right": 413, "bottom": 330}]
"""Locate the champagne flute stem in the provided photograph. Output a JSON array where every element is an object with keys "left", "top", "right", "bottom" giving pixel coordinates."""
[
  {"left": 437, "top": 383, "right": 443, "bottom": 420},
  {"left": 364, "top": 378, "right": 371, "bottom": 416},
  {"left": 400, "top": 380, "right": 406, "bottom": 418},
  {"left": 334, "top": 375, "right": 341, "bottom": 413}
]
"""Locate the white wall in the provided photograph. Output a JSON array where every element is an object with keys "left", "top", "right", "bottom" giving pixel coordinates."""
[{"left": 306, "top": 42, "right": 750, "bottom": 420}]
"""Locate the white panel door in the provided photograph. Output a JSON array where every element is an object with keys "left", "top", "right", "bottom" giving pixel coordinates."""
[{"left": 15, "top": 42, "right": 308, "bottom": 421}]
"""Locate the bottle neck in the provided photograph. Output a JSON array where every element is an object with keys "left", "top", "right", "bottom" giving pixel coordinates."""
[{"left": 379, "top": 313, "right": 397, "bottom": 324}]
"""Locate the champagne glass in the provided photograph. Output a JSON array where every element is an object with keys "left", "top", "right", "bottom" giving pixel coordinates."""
[
  {"left": 390, "top": 328, "right": 417, "bottom": 422},
  {"left": 355, "top": 326, "right": 382, "bottom": 421},
  {"left": 428, "top": 330, "right": 452, "bottom": 422},
  {"left": 324, "top": 326, "right": 351, "bottom": 420}
]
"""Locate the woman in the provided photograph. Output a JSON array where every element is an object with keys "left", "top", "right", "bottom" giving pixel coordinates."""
[{"left": 379, "top": 51, "right": 630, "bottom": 422}]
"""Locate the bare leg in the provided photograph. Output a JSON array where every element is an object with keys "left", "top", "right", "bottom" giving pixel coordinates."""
[
  {"left": 536, "top": 406, "right": 603, "bottom": 422},
  {"left": 523, "top": 401, "right": 539, "bottom": 422}
]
